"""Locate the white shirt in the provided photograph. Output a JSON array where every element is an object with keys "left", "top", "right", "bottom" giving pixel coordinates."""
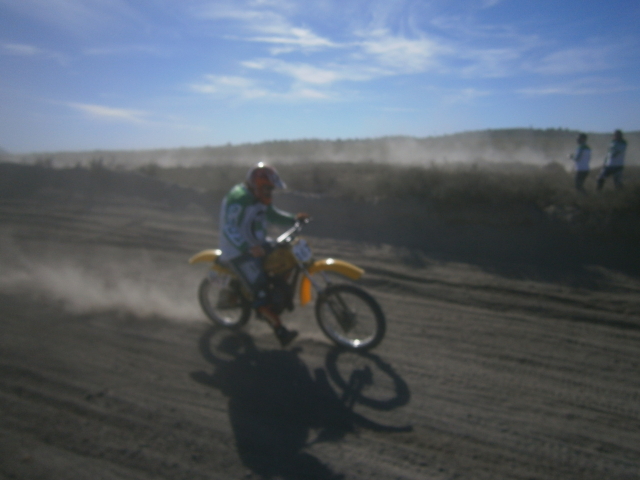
[{"left": 573, "top": 145, "right": 591, "bottom": 172}]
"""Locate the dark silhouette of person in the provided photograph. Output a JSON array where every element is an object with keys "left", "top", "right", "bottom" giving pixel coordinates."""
[
  {"left": 192, "top": 332, "right": 349, "bottom": 479},
  {"left": 597, "top": 130, "right": 627, "bottom": 191},
  {"left": 191, "top": 330, "right": 411, "bottom": 479},
  {"left": 569, "top": 133, "right": 591, "bottom": 193}
]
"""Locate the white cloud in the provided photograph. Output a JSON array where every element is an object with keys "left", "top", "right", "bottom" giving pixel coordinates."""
[
  {"left": 194, "top": 2, "right": 335, "bottom": 54},
  {"left": 442, "top": 87, "right": 491, "bottom": 104},
  {"left": 526, "top": 46, "right": 613, "bottom": 75},
  {"left": 242, "top": 58, "right": 376, "bottom": 85},
  {"left": 481, "top": 0, "right": 504, "bottom": 7},
  {"left": 458, "top": 47, "right": 523, "bottom": 78},
  {"left": 195, "top": 4, "right": 282, "bottom": 24},
  {"left": 517, "top": 78, "right": 634, "bottom": 96},
  {"left": 190, "top": 4, "right": 515, "bottom": 101},
  {"left": 356, "top": 28, "right": 445, "bottom": 73},
  {"left": 242, "top": 28, "right": 450, "bottom": 85},
  {"left": 1, "top": 42, "right": 69, "bottom": 64},
  {"left": 427, "top": 10, "right": 550, "bottom": 79},
  {"left": 1, "top": 43, "right": 41, "bottom": 56},
  {"left": 190, "top": 73, "right": 331, "bottom": 101},
  {"left": 249, "top": 26, "right": 337, "bottom": 54},
  {"left": 190, "top": 75, "right": 270, "bottom": 99},
  {"left": 190, "top": 1, "right": 634, "bottom": 105},
  {"left": 242, "top": 59, "right": 338, "bottom": 84},
  {"left": 288, "top": 87, "right": 330, "bottom": 100},
  {"left": 66, "top": 102, "right": 149, "bottom": 122},
  {"left": 191, "top": 3, "right": 460, "bottom": 81},
  {"left": 248, "top": 0, "right": 294, "bottom": 8},
  {"left": 82, "top": 45, "right": 166, "bottom": 57}
]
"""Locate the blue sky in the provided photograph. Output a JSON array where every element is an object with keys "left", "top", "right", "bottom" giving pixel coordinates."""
[{"left": 1, "top": 0, "right": 639, "bottom": 153}]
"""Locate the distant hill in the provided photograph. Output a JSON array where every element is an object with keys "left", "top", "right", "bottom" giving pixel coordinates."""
[
  {"left": 10, "top": 128, "right": 640, "bottom": 169},
  {"left": 2, "top": 160, "right": 640, "bottom": 261},
  {"left": 0, "top": 147, "right": 15, "bottom": 163}
]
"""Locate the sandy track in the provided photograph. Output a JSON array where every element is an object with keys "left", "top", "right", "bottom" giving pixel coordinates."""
[{"left": 1, "top": 173, "right": 639, "bottom": 479}]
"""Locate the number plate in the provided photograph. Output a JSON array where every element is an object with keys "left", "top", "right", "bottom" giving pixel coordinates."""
[{"left": 292, "top": 239, "right": 312, "bottom": 262}]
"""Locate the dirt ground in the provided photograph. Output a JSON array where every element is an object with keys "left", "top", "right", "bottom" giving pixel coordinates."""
[{"left": 1, "top": 165, "right": 639, "bottom": 480}]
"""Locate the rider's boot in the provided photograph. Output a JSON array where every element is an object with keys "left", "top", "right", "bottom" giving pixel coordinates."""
[
  {"left": 257, "top": 305, "right": 298, "bottom": 347},
  {"left": 275, "top": 326, "right": 298, "bottom": 347}
]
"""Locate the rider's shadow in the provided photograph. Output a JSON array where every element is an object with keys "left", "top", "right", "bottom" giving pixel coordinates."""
[{"left": 191, "top": 327, "right": 412, "bottom": 480}]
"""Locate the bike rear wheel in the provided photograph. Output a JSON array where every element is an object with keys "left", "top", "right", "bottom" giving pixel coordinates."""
[
  {"left": 198, "top": 274, "right": 251, "bottom": 329},
  {"left": 315, "top": 284, "right": 386, "bottom": 350}
]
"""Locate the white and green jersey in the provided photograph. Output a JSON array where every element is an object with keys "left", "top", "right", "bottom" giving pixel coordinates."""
[
  {"left": 218, "top": 183, "right": 296, "bottom": 261},
  {"left": 604, "top": 139, "right": 627, "bottom": 168},
  {"left": 573, "top": 144, "right": 591, "bottom": 171}
]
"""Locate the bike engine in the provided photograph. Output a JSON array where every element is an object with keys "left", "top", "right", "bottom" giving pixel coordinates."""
[{"left": 269, "top": 277, "right": 294, "bottom": 314}]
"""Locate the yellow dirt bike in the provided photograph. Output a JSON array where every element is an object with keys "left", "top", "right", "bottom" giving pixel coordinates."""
[{"left": 189, "top": 221, "right": 386, "bottom": 350}]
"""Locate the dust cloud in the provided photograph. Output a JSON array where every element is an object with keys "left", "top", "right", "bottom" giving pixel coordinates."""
[
  {"left": 0, "top": 236, "right": 203, "bottom": 322},
  {"left": 14, "top": 129, "right": 639, "bottom": 170}
]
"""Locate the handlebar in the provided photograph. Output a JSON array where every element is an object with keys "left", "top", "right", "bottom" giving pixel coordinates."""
[{"left": 276, "top": 217, "right": 310, "bottom": 245}]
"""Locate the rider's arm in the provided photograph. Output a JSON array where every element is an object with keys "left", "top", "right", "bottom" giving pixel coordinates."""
[
  {"left": 266, "top": 204, "right": 297, "bottom": 226},
  {"left": 222, "top": 204, "right": 251, "bottom": 253},
  {"left": 220, "top": 186, "right": 254, "bottom": 255}
]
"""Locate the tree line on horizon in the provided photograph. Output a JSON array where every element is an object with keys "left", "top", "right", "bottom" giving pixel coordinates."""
[{"left": 6, "top": 127, "right": 639, "bottom": 170}]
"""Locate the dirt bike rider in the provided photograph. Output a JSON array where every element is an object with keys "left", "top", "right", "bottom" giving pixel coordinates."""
[{"left": 218, "top": 162, "right": 309, "bottom": 346}]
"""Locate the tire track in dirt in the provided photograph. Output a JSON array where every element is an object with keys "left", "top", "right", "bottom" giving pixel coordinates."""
[
  {"left": 2, "top": 173, "right": 640, "bottom": 479},
  {"left": 358, "top": 263, "right": 640, "bottom": 331},
  {"left": 367, "top": 283, "right": 640, "bottom": 480},
  {"left": 0, "top": 294, "right": 246, "bottom": 480}
]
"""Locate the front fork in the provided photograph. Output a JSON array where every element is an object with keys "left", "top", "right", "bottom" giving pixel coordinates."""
[
  {"left": 207, "top": 270, "right": 228, "bottom": 284},
  {"left": 301, "top": 264, "right": 328, "bottom": 297},
  {"left": 302, "top": 267, "right": 355, "bottom": 331}
]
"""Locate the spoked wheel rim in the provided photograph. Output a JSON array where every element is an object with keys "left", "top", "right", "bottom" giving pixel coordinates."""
[
  {"left": 198, "top": 275, "right": 251, "bottom": 329},
  {"left": 325, "top": 348, "right": 411, "bottom": 409},
  {"left": 315, "top": 284, "right": 386, "bottom": 350}
]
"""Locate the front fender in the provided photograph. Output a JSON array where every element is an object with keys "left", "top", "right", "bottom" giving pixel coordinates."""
[
  {"left": 188, "top": 249, "right": 232, "bottom": 274},
  {"left": 299, "top": 258, "right": 364, "bottom": 306},
  {"left": 189, "top": 249, "right": 222, "bottom": 264}
]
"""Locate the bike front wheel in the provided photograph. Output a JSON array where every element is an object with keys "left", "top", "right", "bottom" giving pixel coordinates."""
[
  {"left": 198, "top": 275, "right": 251, "bottom": 329},
  {"left": 315, "top": 284, "right": 386, "bottom": 350}
]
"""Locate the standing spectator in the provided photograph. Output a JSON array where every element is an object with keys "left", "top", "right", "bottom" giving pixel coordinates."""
[
  {"left": 597, "top": 130, "right": 627, "bottom": 191},
  {"left": 569, "top": 133, "right": 591, "bottom": 193}
]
